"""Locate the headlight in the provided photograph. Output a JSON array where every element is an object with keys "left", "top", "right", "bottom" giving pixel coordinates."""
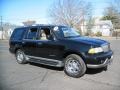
[{"left": 88, "top": 47, "right": 103, "bottom": 54}]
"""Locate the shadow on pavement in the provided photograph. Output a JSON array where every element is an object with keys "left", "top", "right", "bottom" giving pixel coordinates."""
[
  {"left": 86, "top": 68, "right": 106, "bottom": 75},
  {"left": 29, "top": 62, "right": 107, "bottom": 75},
  {"left": 29, "top": 62, "right": 64, "bottom": 71}
]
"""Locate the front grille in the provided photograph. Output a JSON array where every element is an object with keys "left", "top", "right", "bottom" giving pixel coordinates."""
[{"left": 102, "top": 44, "right": 110, "bottom": 52}]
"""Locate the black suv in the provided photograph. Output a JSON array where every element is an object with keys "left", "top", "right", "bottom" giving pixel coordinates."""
[{"left": 9, "top": 25, "right": 113, "bottom": 78}]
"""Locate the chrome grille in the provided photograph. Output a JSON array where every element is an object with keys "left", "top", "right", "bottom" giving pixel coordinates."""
[{"left": 102, "top": 44, "right": 110, "bottom": 52}]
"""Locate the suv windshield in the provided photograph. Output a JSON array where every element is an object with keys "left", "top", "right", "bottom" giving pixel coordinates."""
[{"left": 61, "top": 27, "right": 80, "bottom": 38}]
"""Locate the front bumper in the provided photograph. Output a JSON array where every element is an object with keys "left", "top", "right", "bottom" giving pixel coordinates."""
[
  {"left": 87, "top": 55, "right": 113, "bottom": 68},
  {"left": 83, "top": 50, "right": 113, "bottom": 68}
]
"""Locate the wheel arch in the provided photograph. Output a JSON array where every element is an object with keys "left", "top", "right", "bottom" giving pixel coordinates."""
[
  {"left": 63, "top": 51, "right": 86, "bottom": 64},
  {"left": 14, "top": 48, "right": 20, "bottom": 53},
  {"left": 14, "top": 44, "right": 23, "bottom": 53}
]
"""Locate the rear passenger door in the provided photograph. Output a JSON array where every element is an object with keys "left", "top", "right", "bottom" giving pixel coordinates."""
[{"left": 22, "top": 27, "right": 39, "bottom": 56}]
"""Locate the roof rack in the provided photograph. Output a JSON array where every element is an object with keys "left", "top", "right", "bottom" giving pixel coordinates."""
[{"left": 17, "top": 24, "right": 67, "bottom": 29}]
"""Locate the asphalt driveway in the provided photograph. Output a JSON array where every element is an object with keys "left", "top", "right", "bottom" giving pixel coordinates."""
[{"left": 0, "top": 40, "right": 120, "bottom": 90}]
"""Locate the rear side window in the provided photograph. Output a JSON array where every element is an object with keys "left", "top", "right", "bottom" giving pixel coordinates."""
[
  {"left": 10, "top": 28, "right": 26, "bottom": 40},
  {"left": 25, "top": 28, "right": 38, "bottom": 39}
]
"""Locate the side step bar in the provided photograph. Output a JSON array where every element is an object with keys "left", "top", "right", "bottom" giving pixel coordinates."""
[{"left": 26, "top": 55, "right": 64, "bottom": 67}]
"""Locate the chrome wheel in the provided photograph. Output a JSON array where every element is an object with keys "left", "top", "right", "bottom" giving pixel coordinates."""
[
  {"left": 65, "top": 58, "right": 81, "bottom": 74},
  {"left": 64, "top": 54, "right": 86, "bottom": 78},
  {"left": 16, "top": 50, "right": 27, "bottom": 64},
  {"left": 16, "top": 51, "right": 24, "bottom": 62}
]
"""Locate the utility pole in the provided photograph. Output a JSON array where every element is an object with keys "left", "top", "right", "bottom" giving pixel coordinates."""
[{"left": 1, "top": 16, "right": 3, "bottom": 40}]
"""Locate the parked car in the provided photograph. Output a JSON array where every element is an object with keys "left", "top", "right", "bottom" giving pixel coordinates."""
[{"left": 9, "top": 25, "right": 113, "bottom": 78}]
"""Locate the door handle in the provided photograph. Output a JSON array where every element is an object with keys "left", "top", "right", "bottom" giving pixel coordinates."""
[
  {"left": 37, "top": 42, "right": 42, "bottom": 45},
  {"left": 22, "top": 41, "right": 25, "bottom": 44}
]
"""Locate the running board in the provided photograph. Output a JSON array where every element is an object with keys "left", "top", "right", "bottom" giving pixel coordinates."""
[{"left": 26, "top": 55, "right": 64, "bottom": 67}]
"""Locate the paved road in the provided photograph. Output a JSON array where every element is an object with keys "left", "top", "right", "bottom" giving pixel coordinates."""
[{"left": 0, "top": 40, "right": 120, "bottom": 90}]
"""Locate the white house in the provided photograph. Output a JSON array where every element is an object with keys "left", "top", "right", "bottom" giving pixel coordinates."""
[
  {"left": 0, "top": 29, "right": 13, "bottom": 39},
  {"left": 7, "top": 29, "right": 13, "bottom": 37},
  {"left": 80, "top": 16, "right": 113, "bottom": 36},
  {"left": 0, "top": 31, "right": 2, "bottom": 39},
  {"left": 91, "top": 19, "right": 113, "bottom": 36}
]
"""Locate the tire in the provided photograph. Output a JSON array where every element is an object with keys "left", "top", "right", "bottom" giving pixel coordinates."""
[
  {"left": 64, "top": 54, "right": 86, "bottom": 78},
  {"left": 15, "top": 49, "right": 27, "bottom": 64}
]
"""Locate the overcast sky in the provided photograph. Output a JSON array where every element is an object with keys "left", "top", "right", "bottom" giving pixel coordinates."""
[{"left": 1, "top": 0, "right": 111, "bottom": 25}]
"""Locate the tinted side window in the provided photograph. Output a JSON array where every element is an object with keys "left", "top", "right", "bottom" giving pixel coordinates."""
[
  {"left": 25, "top": 28, "right": 38, "bottom": 39},
  {"left": 39, "top": 28, "right": 54, "bottom": 41},
  {"left": 53, "top": 26, "right": 63, "bottom": 39},
  {"left": 10, "top": 28, "right": 25, "bottom": 40}
]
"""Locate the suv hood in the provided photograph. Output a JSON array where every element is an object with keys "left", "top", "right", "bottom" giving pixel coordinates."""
[{"left": 66, "top": 36, "right": 108, "bottom": 46}]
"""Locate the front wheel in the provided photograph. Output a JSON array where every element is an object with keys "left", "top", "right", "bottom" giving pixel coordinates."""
[{"left": 64, "top": 54, "right": 86, "bottom": 78}]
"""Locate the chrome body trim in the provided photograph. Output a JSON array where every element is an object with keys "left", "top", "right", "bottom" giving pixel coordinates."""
[
  {"left": 26, "top": 55, "right": 64, "bottom": 67},
  {"left": 87, "top": 55, "right": 113, "bottom": 68}
]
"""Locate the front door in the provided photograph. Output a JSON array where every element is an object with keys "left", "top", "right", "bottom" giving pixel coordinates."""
[{"left": 35, "top": 27, "right": 64, "bottom": 60}]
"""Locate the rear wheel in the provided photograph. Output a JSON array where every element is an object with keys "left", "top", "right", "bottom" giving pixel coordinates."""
[
  {"left": 64, "top": 54, "right": 86, "bottom": 78},
  {"left": 16, "top": 49, "right": 27, "bottom": 64}
]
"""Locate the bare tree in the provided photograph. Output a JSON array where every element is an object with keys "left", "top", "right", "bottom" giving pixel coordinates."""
[
  {"left": 49, "top": 0, "right": 92, "bottom": 33},
  {"left": 112, "top": 0, "right": 120, "bottom": 12},
  {"left": 101, "top": 0, "right": 120, "bottom": 29},
  {"left": 85, "top": 2, "right": 94, "bottom": 35}
]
